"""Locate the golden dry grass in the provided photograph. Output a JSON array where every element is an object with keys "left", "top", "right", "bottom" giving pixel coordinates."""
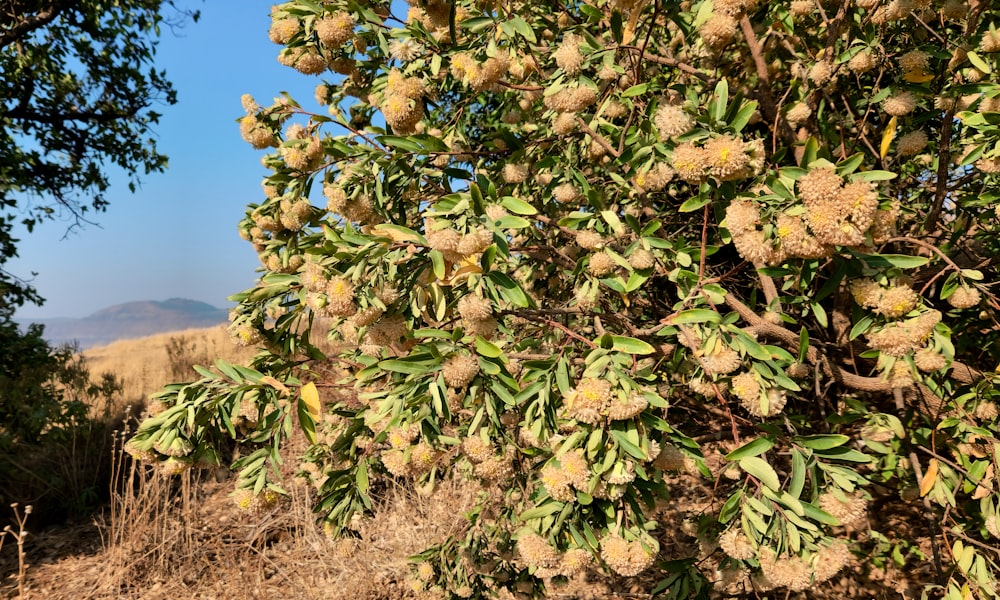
[{"left": 82, "top": 325, "right": 258, "bottom": 415}]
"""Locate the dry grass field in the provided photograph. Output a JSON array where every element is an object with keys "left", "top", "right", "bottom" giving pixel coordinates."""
[{"left": 81, "top": 325, "right": 259, "bottom": 416}]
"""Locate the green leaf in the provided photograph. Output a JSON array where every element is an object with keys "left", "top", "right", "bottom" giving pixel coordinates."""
[
  {"left": 740, "top": 456, "right": 781, "bottom": 491},
  {"left": 850, "top": 170, "right": 897, "bottom": 182},
  {"left": 670, "top": 308, "right": 721, "bottom": 324},
  {"left": 500, "top": 196, "right": 538, "bottom": 215},
  {"left": 796, "top": 434, "right": 850, "bottom": 450},
  {"left": 487, "top": 272, "right": 530, "bottom": 307},
  {"left": 475, "top": 336, "right": 503, "bottom": 358},
  {"left": 836, "top": 152, "right": 865, "bottom": 176},
  {"left": 802, "top": 137, "right": 819, "bottom": 166},
  {"left": 377, "top": 135, "right": 423, "bottom": 152},
  {"left": 679, "top": 195, "right": 711, "bottom": 212},
  {"left": 772, "top": 373, "right": 801, "bottom": 391},
  {"left": 496, "top": 215, "right": 532, "bottom": 229},
  {"left": 711, "top": 79, "right": 729, "bottom": 122},
  {"left": 852, "top": 251, "right": 929, "bottom": 269},
  {"left": 621, "top": 83, "right": 649, "bottom": 97},
  {"left": 801, "top": 502, "right": 841, "bottom": 526},
  {"left": 798, "top": 327, "right": 809, "bottom": 363},
  {"left": 813, "top": 446, "right": 872, "bottom": 462},
  {"left": 356, "top": 460, "right": 369, "bottom": 494},
  {"left": 968, "top": 50, "right": 992, "bottom": 74},
  {"left": 610, "top": 429, "right": 648, "bottom": 460},
  {"left": 849, "top": 314, "right": 874, "bottom": 340},
  {"left": 379, "top": 359, "right": 433, "bottom": 374},
  {"left": 789, "top": 449, "right": 806, "bottom": 498},
  {"left": 730, "top": 100, "right": 759, "bottom": 133},
  {"left": 520, "top": 502, "right": 563, "bottom": 521},
  {"left": 430, "top": 249, "right": 446, "bottom": 280},
  {"left": 601, "top": 210, "right": 625, "bottom": 235},
  {"left": 509, "top": 15, "right": 536, "bottom": 42},
  {"left": 601, "top": 335, "right": 656, "bottom": 355},
  {"left": 719, "top": 491, "right": 743, "bottom": 523},
  {"left": 725, "top": 436, "right": 775, "bottom": 460},
  {"left": 811, "top": 301, "right": 828, "bottom": 328}
]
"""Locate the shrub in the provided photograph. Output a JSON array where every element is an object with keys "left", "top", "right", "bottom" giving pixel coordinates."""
[
  {"left": 0, "top": 320, "right": 124, "bottom": 524},
  {"left": 129, "top": 2, "right": 1000, "bottom": 598}
]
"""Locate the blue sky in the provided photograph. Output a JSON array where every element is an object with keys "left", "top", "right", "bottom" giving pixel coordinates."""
[{"left": 13, "top": 0, "right": 319, "bottom": 319}]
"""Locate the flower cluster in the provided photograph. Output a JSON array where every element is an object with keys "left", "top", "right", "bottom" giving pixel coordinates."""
[
  {"left": 818, "top": 490, "right": 869, "bottom": 526},
  {"left": 866, "top": 310, "right": 941, "bottom": 357},
  {"left": 600, "top": 534, "right": 656, "bottom": 577},
  {"left": 564, "top": 378, "right": 613, "bottom": 424},
  {"left": 381, "top": 69, "right": 426, "bottom": 134},
  {"left": 669, "top": 135, "right": 765, "bottom": 184},
  {"left": 458, "top": 293, "right": 497, "bottom": 338},
  {"left": 851, "top": 279, "right": 921, "bottom": 318}
]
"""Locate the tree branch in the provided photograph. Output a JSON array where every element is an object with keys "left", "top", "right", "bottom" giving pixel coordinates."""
[
  {"left": 0, "top": 1, "right": 71, "bottom": 48},
  {"left": 738, "top": 16, "right": 796, "bottom": 149},
  {"left": 723, "top": 292, "right": 982, "bottom": 391},
  {"left": 923, "top": 107, "right": 955, "bottom": 233}
]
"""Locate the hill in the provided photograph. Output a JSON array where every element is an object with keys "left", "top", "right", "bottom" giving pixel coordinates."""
[{"left": 20, "top": 298, "right": 230, "bottom": 348}]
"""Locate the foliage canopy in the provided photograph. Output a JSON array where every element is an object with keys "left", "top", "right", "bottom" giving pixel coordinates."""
[
  {"left": 131, "top": 1, "right": 1000, "bottom": 598},
  {"left": 0, "top": 0, "right": 192, "bottom": 310}
]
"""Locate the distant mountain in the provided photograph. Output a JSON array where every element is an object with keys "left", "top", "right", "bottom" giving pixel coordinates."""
[{"left": 19, "top": 298, "right": 230, "bottom": 348}]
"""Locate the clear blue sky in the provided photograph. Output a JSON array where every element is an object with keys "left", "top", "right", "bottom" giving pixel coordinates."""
[{"left": 13, "top": 0, "right": 319, "bottom": 320}]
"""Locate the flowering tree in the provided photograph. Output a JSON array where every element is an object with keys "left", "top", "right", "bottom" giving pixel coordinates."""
[{"left": 129, "top": 0, "right": 1000, "bottom": 597}]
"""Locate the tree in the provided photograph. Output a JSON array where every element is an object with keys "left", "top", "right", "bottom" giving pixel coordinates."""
[
  {"left": 0, "top": 0, "right": 194, "bottom": 524},
  {"left": 129, "top": 1, "right": 1000, "bottom": 598},
  {"left": 0, "top": 0, "right": 196, "bottom": 310}
]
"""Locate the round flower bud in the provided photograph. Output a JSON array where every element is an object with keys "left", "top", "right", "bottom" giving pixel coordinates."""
[
  {"left": 600, "top": 535, "right": 655, "bottom": 577},
  {"left": 897, "top": 130, "right": 928, "bottom": 156},
  {"left": 914, "top": 347, "right": 947, "bottom": 372},
  {"left": 442, "top": 354, "right": 479, "bottom": 388},
  {"left": 883, "top": 91, "right": 918, "bottom": 116},
  {"left": 588, "top": 251, "right": 617, "bottom": 277},
  {"left": 628, "top": 248, "right": 656, "bottom": 270},
  {"left": 947, "top": 285, "right": 981, "bottom": 309},
  {"left": 654, "top": 104, "right": 695, "bottom": 139},
  {"left": 314, "top": 12, "right": 356, "bottom": 49},
  {"left": 741, "top": 386, "right": 787, "bottom": 417},
  {"left": 517, "top": 533, "right": 560, "bottom": 570},
  {"left": 786, "top": 102, "right": 812, "bottom": 125},
  {"left": 700, "top": 13, "right": 737, "bottom": 49},
  {"left": 729, "top": 372, "right": 760, "bottom": 403},
  {"left": 719, "top": 528, "right": 756, "bottom": 560},
  {"left": 458, "top": 294, "right": 492, "bottom": 322},
  {"left": 576, "top": 230, "right": 604, "bottom": 250},
  {"left": 818, "top": 490, "right": 868, "bottom": 526},
  {"left": 848, "top": 49, "right": 877, "bottom": 73}
]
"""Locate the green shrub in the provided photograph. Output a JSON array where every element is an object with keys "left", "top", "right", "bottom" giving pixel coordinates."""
[{"left": 129, "top": 2, "right": 1000, "bottom": 598}]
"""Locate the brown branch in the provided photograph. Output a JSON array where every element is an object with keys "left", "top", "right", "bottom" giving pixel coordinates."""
[
  {"left": 3, "top": 105, "right": 140, "bottom": 124},
  {"left": 885, "top": 236, "right": 963, "bottom": 271},
  {"left": 755, "top": 264, "right": 782, "bottom": 312},
  {"left": 575, "top": 116, "right": 621, "bottom": 159},
  {"left": 0, "top": 1, "right": 70, "bottom": 48},
  {"left": 499, "top": 81, "right": 545, "bottom": 92},
  {"left": 723, "top": 293, "right": 982, "bottom": 391},
  {"left": 738, "top": 16, "right": 796, "bottom": 148},
  {"left": 893, "top": 387, "right": 946, "bottom": 582},
  {"left": 923, "top": 107, "right": 955, "bottom": 233},
  {"left": 619, "top": 46, "right": 710, "bottom": 81}
]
